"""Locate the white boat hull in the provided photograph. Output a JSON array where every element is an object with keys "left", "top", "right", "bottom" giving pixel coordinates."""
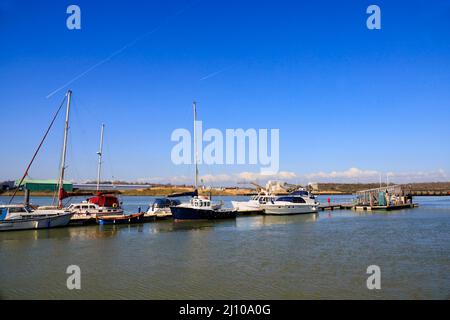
[
  {"left": 231, "top": 201, "right": 262, "bottom": 212},
  {"left": 0, "top": 213, "right": 73, "bottom": 231},
  {"left": 263, "top": 204, "right": 318, "bottom": 215}
]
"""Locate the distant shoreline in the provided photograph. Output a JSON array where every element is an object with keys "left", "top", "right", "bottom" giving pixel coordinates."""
[
  {"left": 1, "top": 181, "right": 449, "bottom": 198},
  {"left": 1, "top": 190, "right": 449, "bottom": 198}
]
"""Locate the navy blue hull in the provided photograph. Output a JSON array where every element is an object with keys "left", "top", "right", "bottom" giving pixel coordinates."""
[{"left": 170, "top": 206, "right": 237, "bottom": 220}]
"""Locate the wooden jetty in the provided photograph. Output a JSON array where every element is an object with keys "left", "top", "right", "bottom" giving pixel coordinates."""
[
  {"left": 319, "top": 203, "right": 353, "bottom": 211},
  {"left": 354, "top": 203, "right": 418, "bottom": 211}
]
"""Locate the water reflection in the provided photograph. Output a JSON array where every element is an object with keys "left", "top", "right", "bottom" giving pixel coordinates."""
[
  {"left": 233, "top": 213, "right": 318, "bottom": 231},
  {"left": 1, "top": 196, "right": 449, "bottom": 299},
  {"left": 169, "top": 219, "right": 237, "bottom": 232},
  {"left": 0, "top": 212, "right": 320, "bottom": 242},
  {"left": 0, "top": 224, "right": 123, "bottom": 241},
  {"left": 261, "top": 213, "right": 318, "bottom": 225}
]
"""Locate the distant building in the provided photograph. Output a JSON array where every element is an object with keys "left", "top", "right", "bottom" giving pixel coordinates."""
[
  {"left": 15, "top": 179, "right": 73, "bottom": 192},
  {"left": 266, "top": 180, "right": 288, "bottom": 193},
  {"left": 308, "top": 183, "right": 319, "bottom": 192},
  {"left": 1, "top": 181, "right": 15, "bottom": 191}
]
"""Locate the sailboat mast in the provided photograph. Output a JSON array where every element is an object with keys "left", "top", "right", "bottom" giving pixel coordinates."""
[
  {"left": 58, "top": 90, "right": 72, "bottom": 208},
  {"left": 96, "top": 124, "right": 105, "bottom": 191},
  {"left": 193, "top": 101, "right": 198, "bottom": 190}
]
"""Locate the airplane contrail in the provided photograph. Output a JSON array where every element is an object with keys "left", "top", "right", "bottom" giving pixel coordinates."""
[
  {"left": 199, "top": 65, "right": 234, "bottom": 81},
  {"left": 46, "top": 2, "right": 197, "bottom": 99}
]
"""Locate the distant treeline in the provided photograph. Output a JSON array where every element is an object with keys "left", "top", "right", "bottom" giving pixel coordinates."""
[{"left": 83, "top": 181, "right": 191, "bottom": 187}]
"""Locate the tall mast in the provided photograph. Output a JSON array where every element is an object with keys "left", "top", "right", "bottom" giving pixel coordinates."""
[
  {"left": 193, "top": 101, "right": 198, "bottom": 190},
  {"left": 96, "top": 124, "right": 105, "bottom": 191},
  {"left": 58, "top": 90, "right": 72, "bottom": 208}
]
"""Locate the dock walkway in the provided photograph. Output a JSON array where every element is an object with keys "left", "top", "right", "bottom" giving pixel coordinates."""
[{"left": 318, "top": 203, "right": 354, "bottom": 211}]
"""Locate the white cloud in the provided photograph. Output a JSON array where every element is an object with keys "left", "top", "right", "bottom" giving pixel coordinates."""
[
  {"left": 139, "top": 168, "right": 449, "bottom": 185},
  {"left": 385, "top": 169, "right": 449, "bottom": 183},
  {"left": 141, "top": 171, "right": 298, "bottom": 185},
  {"left": 236, "top": 171, "right": 297, "bottom": 181},
  {"left": 304, "top": 167, "right": 379, "bottom": 182},
  {"left": 304, "top": 167, "right": 449, "bottom": 183}
]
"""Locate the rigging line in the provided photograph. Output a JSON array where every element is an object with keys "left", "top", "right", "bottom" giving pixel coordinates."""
[{"left": 9, "top": 95, "right": 67, "bottom": 204}]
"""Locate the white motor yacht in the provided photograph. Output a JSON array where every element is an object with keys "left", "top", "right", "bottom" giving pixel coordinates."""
[
  {"left": 262, "top": 189, "right": 320, "bottom": 215},
  {"left": 231, "top": 193, "right": 276, "bottom": 214}
]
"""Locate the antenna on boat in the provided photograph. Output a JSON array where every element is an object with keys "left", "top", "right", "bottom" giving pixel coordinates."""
[
  {"left": 57, "top": 90, "right": 71, "bottom": 208},
  {"left": 96, "top": 124, "right": 105, "bottom": 191},
  {"left": 193, "top": 101, "right": 199, "bottom": 191}
]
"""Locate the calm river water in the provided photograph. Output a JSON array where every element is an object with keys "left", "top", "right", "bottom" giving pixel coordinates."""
[{"left": 0, "top": 195, "right": 449, "bottom": 299}]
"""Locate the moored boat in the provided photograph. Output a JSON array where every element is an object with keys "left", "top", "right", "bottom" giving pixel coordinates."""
[
  {"left": 96, "top": 212, "right": 144, "bottom": 225},
  {"left": 67, "top": 194, "right": 124, "bottom": 225},
  {"left": 68, "top": 125, "right": 124, "bottom": 224},
  {"left": 144, "top": 198, "right": 180, "bottom": 221},
  {"left": 262, "top": 189, "right": 320, "bottom": 215},
  {"left": 168, "top": 101, "right": 237, "bottom": 221},
  {"left": 231, "top": 193, "right": 276, "bottom": 214},
  {"left": 171, "top": 196, "right": 237, "bottom": 221},
  {"left": 0, "top": 204, "right": 73, "bottom": 232}
]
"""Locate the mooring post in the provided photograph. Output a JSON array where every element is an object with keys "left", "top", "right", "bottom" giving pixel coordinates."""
[{"left": 24, "top": 188, "right": 30, "bottom": 206}]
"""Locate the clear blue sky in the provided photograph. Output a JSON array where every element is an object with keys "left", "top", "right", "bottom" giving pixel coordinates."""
[{"left": 1, "top": 0, "right": 449, "bottom": 184}]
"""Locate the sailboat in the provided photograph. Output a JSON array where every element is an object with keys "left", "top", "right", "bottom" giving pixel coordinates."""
[
  {"left": 67, "top": 124, "right": 124, "bottom": 225},
  {"left": 169, "top": 101, "right": 237, "bottom": 221},
  {"left": 0, "top": 204, "right": 72, "bottom": 231},
  {"left": 0, "top": 91, "right": 74, "bottom": 231}
]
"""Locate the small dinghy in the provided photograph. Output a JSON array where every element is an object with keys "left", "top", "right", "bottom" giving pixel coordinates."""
[{"left": 96, "top": 212, "right": 144, "bottom": 225}]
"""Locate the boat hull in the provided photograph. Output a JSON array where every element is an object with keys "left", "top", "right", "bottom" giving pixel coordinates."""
[
  {"left": 263, "top": 204, "right": 318, "bottom": 215},
  {"left": 170, "top": 206, "right": 237, "bottom": 220},
  {"left": 0, "top": 213, "right": 73, "bottom": 232},
  {"left": 231, "top": 200, "right": 263, "bottom": 213},
  {"left": 146, "top": 208, "right": 173, "bottom": 220},
  {"left": 96, "top": 213, "right": 144, "bottom": 225},
  {"left": 69, "top": 212, "right": 121, "bottom": 225}
]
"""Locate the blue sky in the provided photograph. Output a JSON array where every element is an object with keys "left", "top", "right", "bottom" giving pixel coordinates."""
[{"left": 0, "top": 0, "right": 449, "bottom": 185}]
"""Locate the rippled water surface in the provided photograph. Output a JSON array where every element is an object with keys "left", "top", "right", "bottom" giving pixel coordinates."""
[{"left": 1, "top": 195, "right": 449, "bottom": 299}]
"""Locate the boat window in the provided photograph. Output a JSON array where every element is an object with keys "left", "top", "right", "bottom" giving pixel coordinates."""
[
  {"left": 291, "top": 190, "right": 309, "bottom": 196},
  {"left": 8, "top": 207, "right": 27, "bottom": 213},
  {"left": 82, "top": 205, "right": 89, "bottom": 210},
  {"left": 293, "top": 197, "right": 306, "bottom": 203},
  {"left": 277, "top": 197, "right": 294, "bottom": 202}
]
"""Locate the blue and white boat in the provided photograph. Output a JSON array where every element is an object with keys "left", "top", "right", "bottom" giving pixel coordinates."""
[
  {"left": 144, "top": 198, "right": 181, "bottom": 220},
  {"left": 169, "top": 102, "right": 236, "bottom": 221},
  {"left": 0, "top": 204, "right": 73, "bottom": 232},
  {"left": 171, "top": 195, "right": 237, "bottom": 221}
]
